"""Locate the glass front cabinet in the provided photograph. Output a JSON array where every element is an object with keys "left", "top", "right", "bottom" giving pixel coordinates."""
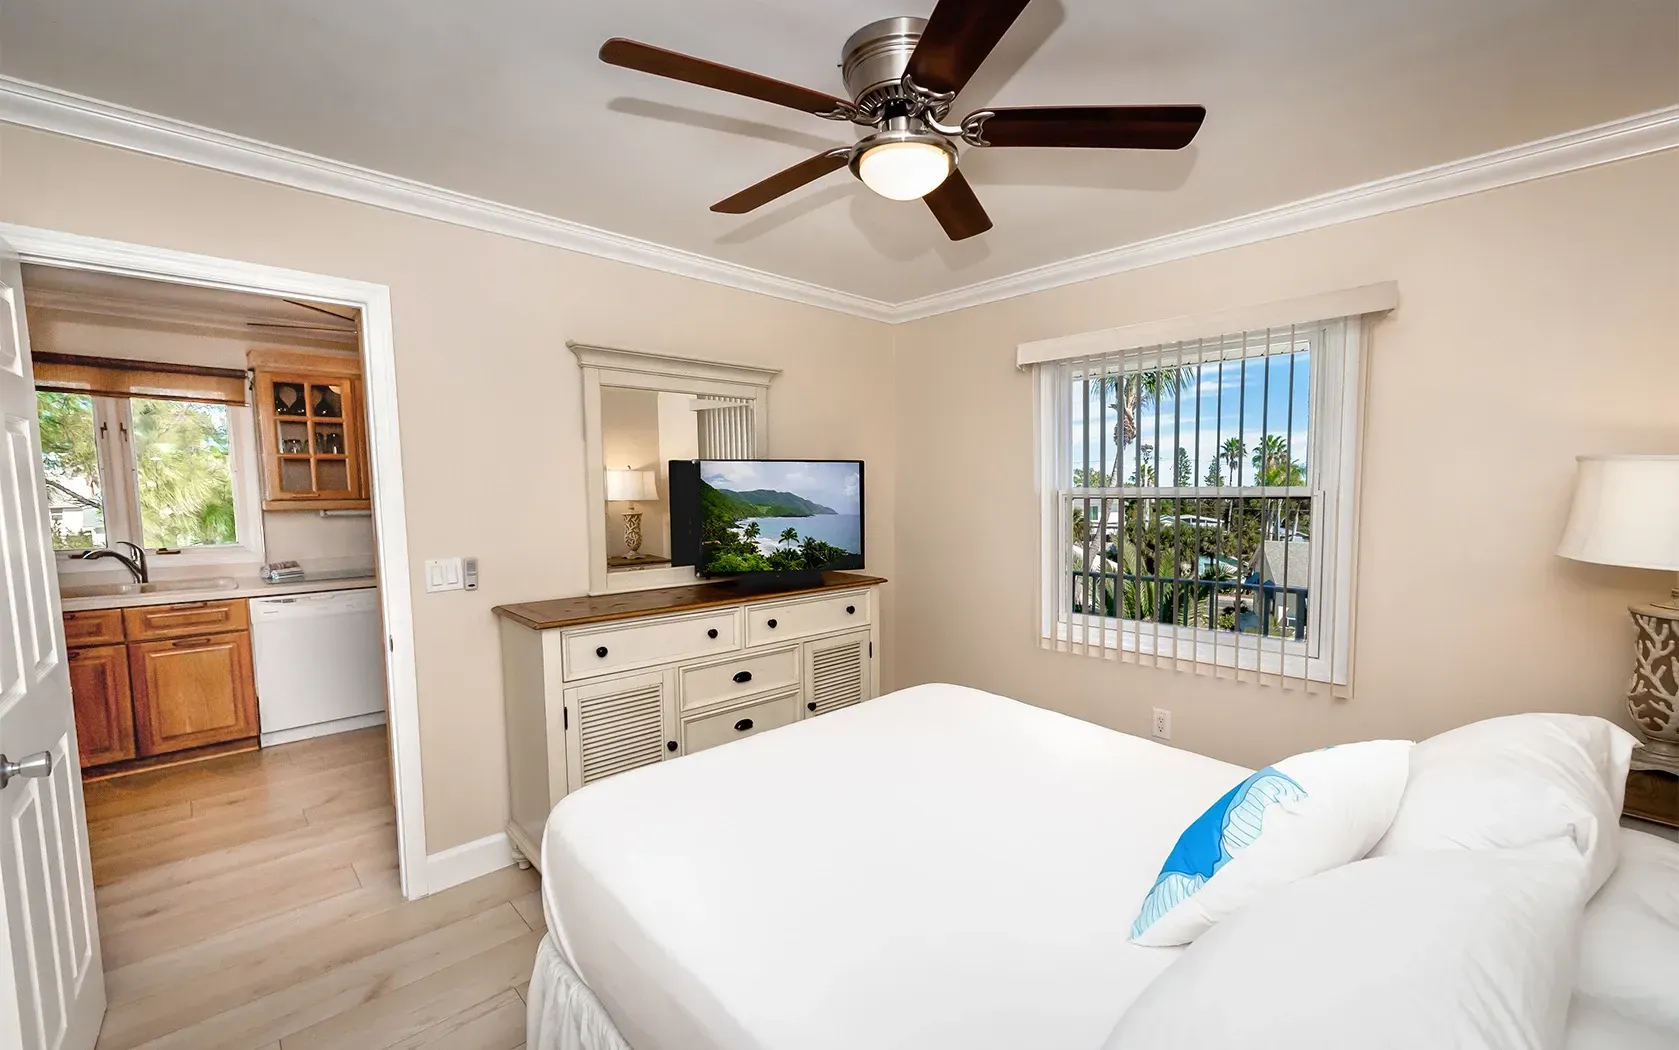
[{"left": 250, "top": 350, "right": 370, "bottom": 510}]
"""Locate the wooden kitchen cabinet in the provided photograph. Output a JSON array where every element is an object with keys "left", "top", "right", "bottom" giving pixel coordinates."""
[
  {"left": 250, "top": 348, "right": 370, "bottom": 511},
  {"left": 67, "top": 644, "right": 136, "bottom": 767},
  {"left": 129, "top": 632, "right": 260, "bottom": 757}
]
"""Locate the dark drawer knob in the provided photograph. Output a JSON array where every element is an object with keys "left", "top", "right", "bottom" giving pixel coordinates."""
[
  {"left": 846, "top": 605, "right": 856, "bottom": 614},
  {"left": 595, "top": 646, "right": 609, "bottom": 658},
  {"left": 666, "top": 741, "right": 678, "bottom": 752},
  {"left": 806, "top": 701, "right": 817, "bottom": 712},
  {"left": 733, "top": 670, "right": 753, "bottom": 684},
  {"left": 767, "top": 618, "right": 778, "bottom": 629},
  {"left": 707, "top": 628, "right": 718, "bottom": 639},
  {"left": 734, "top": 718, "right": 754, "bottom": 732}
]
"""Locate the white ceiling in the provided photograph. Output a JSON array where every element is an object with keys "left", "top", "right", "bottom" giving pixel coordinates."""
[{"left": 3, "top": 0, "right": 1675, "bottom": 304}]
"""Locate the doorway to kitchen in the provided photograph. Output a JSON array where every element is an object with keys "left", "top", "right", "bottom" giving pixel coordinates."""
[{"left": 0, "top": 224, "right": 430, "bottom": 1043}]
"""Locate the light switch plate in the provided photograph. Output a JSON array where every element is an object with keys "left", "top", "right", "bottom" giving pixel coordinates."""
[{"left": 424, "top": 557, "right": 463, "bottom": 593}]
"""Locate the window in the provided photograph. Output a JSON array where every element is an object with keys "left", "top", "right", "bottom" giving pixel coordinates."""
[
  {"left": 1037, "top": 318, "right": 1365, "bottom": 687},
  {"left": 36, "top": 392, "right": 262, "bottom": 565}
]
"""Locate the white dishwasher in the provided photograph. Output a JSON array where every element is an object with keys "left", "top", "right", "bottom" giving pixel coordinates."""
[{"left": 250, "top": 588, "right": 387, "bottom": 746}]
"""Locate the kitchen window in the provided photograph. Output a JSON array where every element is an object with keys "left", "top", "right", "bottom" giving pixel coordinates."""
[
  {"left": 37, "top": 383, "right": 264, "bottom": 568},
  {"left": 1033, "top": 305, "right": 1382, "bottom": 690}
]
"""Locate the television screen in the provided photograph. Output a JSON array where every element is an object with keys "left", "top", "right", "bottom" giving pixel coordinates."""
[{"left": 682, "top": 460, "right": 863, "bottom": 576}]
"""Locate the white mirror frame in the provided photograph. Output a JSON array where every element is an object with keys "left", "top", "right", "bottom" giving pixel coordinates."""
[{"left": 569, "top": 343, "right": 778, "bottom": 595}]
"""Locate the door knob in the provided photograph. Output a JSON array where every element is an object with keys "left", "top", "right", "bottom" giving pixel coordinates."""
[{"left": 0, "top": 751, "right": 52, "bottom": 790}]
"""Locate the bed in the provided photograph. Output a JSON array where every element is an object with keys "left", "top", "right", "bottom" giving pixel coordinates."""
[{"left": 527, "top": 682, "right": 1679, "bottom": 1050}]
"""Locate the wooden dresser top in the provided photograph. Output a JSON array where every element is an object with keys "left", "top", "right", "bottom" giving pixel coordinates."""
[{"left": 492, "top": 571, "right": 887, "bottom": 631}]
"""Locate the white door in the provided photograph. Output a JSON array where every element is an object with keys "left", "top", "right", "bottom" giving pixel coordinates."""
[{"left": 0, "top": 238, "right": 106, "bottom": 1049}]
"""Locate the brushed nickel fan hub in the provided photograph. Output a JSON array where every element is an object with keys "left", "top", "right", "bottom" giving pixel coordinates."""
[
  {"left": 840, "top": 16, "right": 928, "bottom": 119},
  {"left": 847, "top": 115, "right": 958, "bottom": 179}
]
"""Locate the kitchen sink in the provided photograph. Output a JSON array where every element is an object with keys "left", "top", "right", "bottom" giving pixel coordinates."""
[
  {"left": 59, "top": 582, "right": 140, "bottom": 599},
  {"left": 61, "top": 576, "right": 239, "bottom": 600},
  {"left": 138, "top": 577, "right": 238, "bottom": 594}
]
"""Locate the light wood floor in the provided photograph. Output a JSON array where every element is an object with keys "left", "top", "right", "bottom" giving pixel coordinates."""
[{"left": 85, "top": 727, "right": 542, "bottom": 1050}]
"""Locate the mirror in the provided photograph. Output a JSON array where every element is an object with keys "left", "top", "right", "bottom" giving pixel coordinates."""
[
  {"left": 602, "top": 388, "right": 698, "bottom": 575},
  {"left": 571, "top": 343, "right": 779, "bottom": 595}
]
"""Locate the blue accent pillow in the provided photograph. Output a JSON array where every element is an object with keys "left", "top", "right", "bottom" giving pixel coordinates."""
[
  {"left": 1128, "top": 739, "right": 1414, "bottom": 946},
  {"left": 1130, "top": 767, "right": 1305, "bottom": 939}
]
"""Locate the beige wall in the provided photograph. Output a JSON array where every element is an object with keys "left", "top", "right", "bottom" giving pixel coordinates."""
[
  {"left": 27, "top": 310, "right": 378, "bottom": 576},
  {"left": 894, "top": 150, "right": 1679, "bottom": 769},
  {"left": 0, "top": 125, "right": 898, "bottom": 852}
]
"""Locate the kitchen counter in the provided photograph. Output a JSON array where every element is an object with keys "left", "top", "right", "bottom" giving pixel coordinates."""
[{"left": 60, "top": 574, "right": 377, "bottom": 612}]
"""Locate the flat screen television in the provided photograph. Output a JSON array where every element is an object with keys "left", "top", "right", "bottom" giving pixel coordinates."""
[{"left": 670, "top": 459, "right": 864, "bottom": 585}]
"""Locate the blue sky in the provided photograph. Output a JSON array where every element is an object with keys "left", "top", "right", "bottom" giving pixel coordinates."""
[
  {"left": 702, "top": 460, "right": 861, "bottom": 514},
  {"left": 1070, "top": 350, "right": 1311, "bottom": 486}
]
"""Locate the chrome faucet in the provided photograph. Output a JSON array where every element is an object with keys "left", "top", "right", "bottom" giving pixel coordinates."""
[{"left": 76, "top": 544, "right": 149, "bottom": 583}]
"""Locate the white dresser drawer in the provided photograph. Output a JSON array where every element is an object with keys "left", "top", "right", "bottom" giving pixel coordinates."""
[
  {"left": 682, "top": 692, "right": 798, "bottom": 754},
  {"left": 745, "top": 590, "right": 870, "bottom": 647},
  {"left": 563, "top": 610, "right": 741, "bottom": 681},
  {"left": 681, "top": 646, "right": 799, "bottom": 712}
]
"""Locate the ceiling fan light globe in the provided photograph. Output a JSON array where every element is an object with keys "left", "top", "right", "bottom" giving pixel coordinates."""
[{"left": 857, "top": 140, "right": 953, "bottom": 201}]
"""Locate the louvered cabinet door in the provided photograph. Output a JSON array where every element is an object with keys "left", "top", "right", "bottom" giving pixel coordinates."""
[
  {"left": 800, "top": 629, "right": 872, "bottom": 719},
  {"left": 562, "top": 670, "right": 677, "bottom": 791}
]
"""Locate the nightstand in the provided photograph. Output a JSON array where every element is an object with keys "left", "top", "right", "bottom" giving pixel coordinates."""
[{"left": 1624, "top": 767, "right": 1679, "bottom": 829}]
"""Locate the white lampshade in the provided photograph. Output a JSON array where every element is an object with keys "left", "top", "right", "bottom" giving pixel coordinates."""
[
  {"left": 605, "top": 468, "right": 657, "bottom": 503},
  {"left": 1556, "top": 454, "right": 1679, "bottom": 571}
]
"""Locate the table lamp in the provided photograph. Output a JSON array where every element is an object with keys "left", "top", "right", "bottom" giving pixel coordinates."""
[
  {"left": 606, "top": 468, "right": 659, "bottom": 559},
  {"left": 1556, "top": 454, "right": 1679, "bottom": 773}
]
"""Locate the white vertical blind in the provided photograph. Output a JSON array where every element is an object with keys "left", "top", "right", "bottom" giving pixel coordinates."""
[
  {"left": 1037, "top": 316, "right": 1366, "bottom": 690},
  {"left": 695, "top": 397, "right": 753, "bottom": 459}
]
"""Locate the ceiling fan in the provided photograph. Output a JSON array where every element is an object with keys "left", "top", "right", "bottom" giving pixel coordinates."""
[
  {"left": 600, "top": 0, "right": 1205, "bottom": 240},
  {"left": 246, "top": 299, "right": 359, "bottom": 334}
]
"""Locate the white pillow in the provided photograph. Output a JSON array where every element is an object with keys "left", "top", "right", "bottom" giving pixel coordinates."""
[
  {"left": 1370, "top": 713, "right": 1638, "bottom": 895},
  {"left": 1574, "top": 828, "right": 1679, "bottom": 1032},
  {"left": 1129, "top": 739, "right": 1412, "bottom": 946},
  {"left": 1105, "top": 839, "right": 1592, "bottom": 1050}
]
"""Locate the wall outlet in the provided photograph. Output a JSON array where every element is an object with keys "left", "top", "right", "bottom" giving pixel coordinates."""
[
  {"left": 424, "top": 557, "right": 463, "bottom": 593},
  {"left": 1151, "top": 708, "right": 1172, "bottom": 742}
]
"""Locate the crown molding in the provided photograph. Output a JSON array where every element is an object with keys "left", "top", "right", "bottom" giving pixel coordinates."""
[
  {"left": 893, "top": 104, "right": 1679, "bottom": 322},
  {"left": 2, "top": 75, "right": 1674, "bottom": 327},
  {"left": 0, "top": 76, "right": 897, "bottom": 323}
]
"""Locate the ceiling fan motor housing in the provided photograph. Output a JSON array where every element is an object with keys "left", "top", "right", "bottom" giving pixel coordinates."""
[{"left": 841, "top": 17, "right": 928, "bottom": 117}]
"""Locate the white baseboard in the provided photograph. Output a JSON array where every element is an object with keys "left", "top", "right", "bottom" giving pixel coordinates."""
[
  {"left": 425, "top": 831, "right": 516, "bottom": 894},
  {"left": 260, "top": 711, "right": 386, "bottom": 748}
]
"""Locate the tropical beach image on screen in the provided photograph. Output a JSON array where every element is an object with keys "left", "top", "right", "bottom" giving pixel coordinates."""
[{"left": 699, "top": 461, "right": 861, "bottom": 574}]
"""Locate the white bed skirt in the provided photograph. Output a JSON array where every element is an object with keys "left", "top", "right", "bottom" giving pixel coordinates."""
[{"left": 528, "top": 934, "right": 634, "bottom": 1050}]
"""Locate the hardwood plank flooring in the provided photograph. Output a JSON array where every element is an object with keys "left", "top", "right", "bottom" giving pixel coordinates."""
[{"left": 89, "top": 727, "right": 540, "bottom": 1050}]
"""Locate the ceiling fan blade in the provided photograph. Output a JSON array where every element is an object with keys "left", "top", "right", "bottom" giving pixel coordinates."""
[
  {"left": 969, "top": 105, "right": 1206, "bottom": 149},
  {"left": 247, "top": 321, "right": 358, "bottom": 333},
  {"left": 283, "top": 299, "right": 357, "bottom": 323},
  {"left": 923, "top": 170, "right": 992, "bottom": 241},
  {"left": 906, "top": 0, "right": 1033, "bottom": 96},
  {"left": 601, "top": 39, "right": 856, "bottom": 119},
  {"left": 712, "top": 149, "right": 852, "bottom": 214}
]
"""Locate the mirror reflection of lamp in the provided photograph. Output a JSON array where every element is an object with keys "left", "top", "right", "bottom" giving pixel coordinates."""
[{"left": 606, "top": 467, "right": 659, "bottom": 558}]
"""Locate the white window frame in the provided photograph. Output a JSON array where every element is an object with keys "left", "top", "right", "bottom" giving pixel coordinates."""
[
  {"left": 51, "top": 392, "right": 266, "bottom": 572},
  {"left": 1035, "top": 317, "right": 1369, "bottom": 687}
]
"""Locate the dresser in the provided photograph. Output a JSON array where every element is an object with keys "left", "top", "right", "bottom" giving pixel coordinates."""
[{"left": 493, "top": 572, "right": 884, "bottom": 870}]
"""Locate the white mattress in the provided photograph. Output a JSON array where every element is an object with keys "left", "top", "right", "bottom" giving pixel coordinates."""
[{"left": 540, "top": 683, "right": 1248, "bottom": 1050}]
